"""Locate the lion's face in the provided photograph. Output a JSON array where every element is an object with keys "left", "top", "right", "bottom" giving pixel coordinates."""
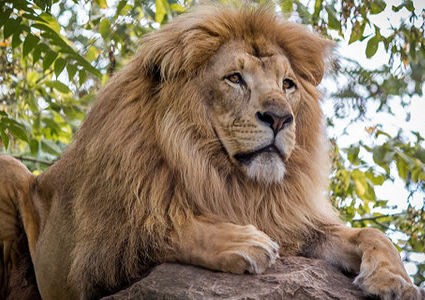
[{"left": 203, "top": 40, "right": 300, "bottom": 183}]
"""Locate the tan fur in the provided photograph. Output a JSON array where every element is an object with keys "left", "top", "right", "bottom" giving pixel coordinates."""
[
  {"left": 0, "top": 156, "right": 41, "bottom": 299},
  {"left": 0, "top": 5, "right": 423, "bottom": 300}
]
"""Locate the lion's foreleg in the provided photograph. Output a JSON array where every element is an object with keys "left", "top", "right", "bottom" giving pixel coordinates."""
[
  {"left": 314, "top": 225, "right": 424, "bottom": 299},
  {"left": 167, "top": 216, "right": 279, "bottom": 274}
]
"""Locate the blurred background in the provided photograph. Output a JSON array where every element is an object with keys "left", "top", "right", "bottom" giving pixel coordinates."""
[{"left": 0, "top": 0, "right": 424, "bottom": 287}]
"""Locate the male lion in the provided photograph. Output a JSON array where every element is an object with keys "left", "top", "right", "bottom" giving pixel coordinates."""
[{"left": 1, "top": 5, "right": 424, "bottom": 300}]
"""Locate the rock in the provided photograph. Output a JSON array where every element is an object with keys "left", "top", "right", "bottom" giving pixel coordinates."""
[{"left": 103, "top": 256, "right": 369, "bottom": 299}]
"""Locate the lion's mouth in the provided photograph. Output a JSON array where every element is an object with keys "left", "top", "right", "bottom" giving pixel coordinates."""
[{"left": 234, "top": 145, "right": 284, "bottom": 165}]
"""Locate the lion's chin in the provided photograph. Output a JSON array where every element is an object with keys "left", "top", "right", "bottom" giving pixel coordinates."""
[{"left": 238, "top": 151, "right": 286, "bottom": 184}]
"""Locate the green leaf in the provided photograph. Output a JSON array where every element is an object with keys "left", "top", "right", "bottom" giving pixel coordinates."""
[
  {"left": 29, "top": 139, "right": 39, "bottom": 155},
  {"left": 32, "top": 43, "right": 44, "bottom": 63},
  {"left": 74, "top": 54, "right": 101, "bottom": 78},
  {"left": 366, "top": 35, "right": 380, "bottom": 58},
  {"left": 41, "top": 140, "right": 61, "bottom": 156},
  {"left": 352, "top": 170, "right": 368, "bottom": 198},
  {"left": 95, "top": 0, "right": 108, "bottom": 9},
  {"left": 405, "top": 0, "right": 414, "bottom": 12},
  {"left": 66, "top": 64, "right": 78, "bottom": 79},
  {"left": 372, "top": 146, "right": 393, "bottom": 173},
  {"left": 349, "top": 21, "right": 365, "bottom": 44},
  {"left": 415, "top": 148, "right": 425, "bottom": 163},
  {"left": 4, "top": 18, "right": 21, "bottom": 39},
  {"left": 366, "top": 171, "right": 385, "bottom": 185},
  {"left": 375, "top": 130, "right": 391, "bottom": 138},
  {"left": 392, "top": 4, "right": 402, "bottom": 12},
  {"left": 12, "top": 32, "right": 22, "bottom": 49},
  {"left": 79, "top": 69, "right": 87, "bottom": 85},
  {"left": 170, "top": 3, "right": 186, "bottom": 13},
  {"left": 325, "top": 6, "right": 341, "bottom": 31},
  {"left": 116, "top": 0, "right": 128, "bottom": 16},
  {"left": 99, "top": 18, "right": 111, "bottom": 39},
  {"left": 39, "top": 13, "right": 61, "bottom": 33},
  {"left": 281, "top": 0, "right": 293, "bottom": 13},
  {"left": 364, "top": 181, "right": 377, "bottom": 201},
  {"left": 46, "top": 80, "right": 71, "bottom": 94},
  {"left": 34, "top": 0, "right": 52, "bottom": 11},
  {"left": 295, "top": 2, "right": 312, "bottom": 23},
  {"left": 155, "top": 0, "right": 169, "bottom": 23},
  {"left": 411, "top": 168, "right": 422, "bottom": 183},
  {"left": 8, "top": 120, "right": 29, "bottom": 142},
  {"left": 23, "top": 33, "right": 40, "bottom": 57},
  {"left": 63, "top": 105, "right": 84, "bottom": 121},
  {"left": 0, "top": 9, "right": 12, "bottom": 28},
  {"left": 373, "top": 25, "right": 381, "bottom": 38},
  {"left": 346, "top": 146, "right": 360, "bottom": 164},
  {"left": 54, "top": 57, "right": 66, "bottom": 77},
  {"left": 0, "top": 126, "right": 9, "bottom": 149},
  {"left": 21, "top": 12, "right": 43, "bottom": 22},
  {"left": 312, "top": 0, "right": 322, "bottom": 20},
  {"left": 86, "top": 45, "right": 99, "bottom": 62},
  {"left": 370, "top": 0, "right": 386, "bottom": 14},
  {"left": 373, "top": 145, "right": 395, "bottom": 164},
  {"left": 396, "top": 159, "right": 409, "bottom": 180},
  {"left": 43, "top": 50, "right": 58, "bottom": 70}
]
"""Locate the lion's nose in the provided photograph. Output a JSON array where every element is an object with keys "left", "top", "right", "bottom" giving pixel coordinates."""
[{"left": 256, "top": 111, "right": 294, "bottom": 135}]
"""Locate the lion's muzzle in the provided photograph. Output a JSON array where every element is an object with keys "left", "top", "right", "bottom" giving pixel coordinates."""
[
  {"left": 256, "top": 111, "right": 294, "bottom": 136},
  {"left": 234, "top": 144, "right": 284, "bottom": 165}
]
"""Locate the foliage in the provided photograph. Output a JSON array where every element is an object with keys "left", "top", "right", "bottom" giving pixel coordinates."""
[
  {"left": 330, "top": 129, "right": 425, "bottom": 285},
  {"left": 1, "top": 0, "right": 424, "bottom": 286}
]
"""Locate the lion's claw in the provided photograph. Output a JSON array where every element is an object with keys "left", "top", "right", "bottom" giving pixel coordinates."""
[
  {"left": 354, "top": 272, "right": 425, "bottom": 300},
  {"left": 215, "top": 225, "right": 279, "bottom": 274}
]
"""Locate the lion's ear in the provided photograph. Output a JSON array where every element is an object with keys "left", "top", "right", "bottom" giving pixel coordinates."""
[{"left": 277, "top": 23, "right": 334, "bottom": 86}]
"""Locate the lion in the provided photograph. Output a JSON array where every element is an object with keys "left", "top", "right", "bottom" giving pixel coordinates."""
[{"left": 1, "top": 5, "right": 424, "bottom": 300}]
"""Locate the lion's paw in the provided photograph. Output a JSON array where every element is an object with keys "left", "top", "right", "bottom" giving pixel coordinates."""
[
  {"left": 354, "top": 270, "right": 425, "bottom": 300},
  {"left": 215, "top": 225, "right": 279, "bottom": 274}
]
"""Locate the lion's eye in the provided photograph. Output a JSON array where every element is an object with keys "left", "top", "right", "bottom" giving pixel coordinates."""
[
  {"left": 282, "top": 78, "right": 296, "bottom": 91},
  {"left": 225, "top": 73, "right": 244, "bottom": 85}
]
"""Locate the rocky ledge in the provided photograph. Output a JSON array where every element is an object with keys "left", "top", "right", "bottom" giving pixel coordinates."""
[{"left": 103, "top": 256, "right": 369, "bottom": 299}]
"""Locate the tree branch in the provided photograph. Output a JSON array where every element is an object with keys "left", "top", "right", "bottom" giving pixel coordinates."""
[
  {"left": 351, "top": 213, "right": 405, "bottom": 223},
  {"left": 11, "top": 155, "right": 53, "bottom": 166}
]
